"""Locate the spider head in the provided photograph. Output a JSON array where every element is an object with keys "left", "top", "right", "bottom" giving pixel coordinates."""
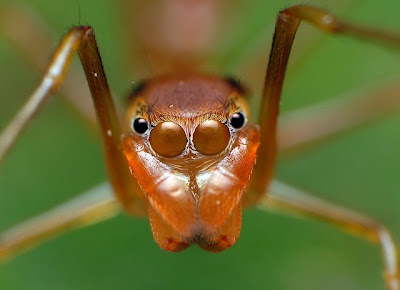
[{"left": 122, "top": 74, "right": 260, "bottom": 252}]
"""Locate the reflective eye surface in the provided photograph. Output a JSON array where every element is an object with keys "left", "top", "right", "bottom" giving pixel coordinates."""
[
  {"left": 230, "top": 112, "right": 245, "bottom": 129},
  {"left": 150, "top": 122, "right": 187, "bottom": 157},
  {"left": 193, "top": 120, "right": 230, "bottom": 155},
  {"left": 133, "top": 117, "right": 149, "bottom": 134}
]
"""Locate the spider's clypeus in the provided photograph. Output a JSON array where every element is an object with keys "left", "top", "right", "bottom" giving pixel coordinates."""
[{"left": 1, "top": 1, "right": 400, "bottom": 290}]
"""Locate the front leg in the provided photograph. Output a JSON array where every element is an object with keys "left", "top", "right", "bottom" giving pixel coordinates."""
[
  {"left": 247, "top": 4, "right": 400, "bottom": 205},
  {"left": 0, "top": 26, "right": 145, "bottom": 215}
]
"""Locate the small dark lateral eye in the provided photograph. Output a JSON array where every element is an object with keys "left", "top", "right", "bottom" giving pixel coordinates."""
[
  {"left": 133, "top": 118, "right": 149, "bottom": 134},
  {"left": 132, "top": 80, "right": 147, "bottom": 95},
  {"left": 230, "top": 112, "right": 245, "bottom": 129}
]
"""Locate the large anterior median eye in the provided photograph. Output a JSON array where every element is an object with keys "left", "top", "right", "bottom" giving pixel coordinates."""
[
  {"left": 193, "top": 120, "right": 230, "bottom": 155},
  {"left": 150, "top": 122, "right": 187, "bottom": 157}
]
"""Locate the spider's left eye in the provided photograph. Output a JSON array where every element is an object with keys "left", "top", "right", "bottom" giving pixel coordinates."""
[{"left": 132, "top": 117, "right": 149, "bottom": 134}]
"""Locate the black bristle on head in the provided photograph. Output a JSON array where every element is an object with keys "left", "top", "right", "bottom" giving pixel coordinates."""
[
  {"left": 132, "top": 80, "right": 147, "bottom": 95},
  {"left": 225, "top": 76, "right": 246, "bottom": 95},
  {"left": 127, "top": 80, "right": 148, "bottom": 103}
]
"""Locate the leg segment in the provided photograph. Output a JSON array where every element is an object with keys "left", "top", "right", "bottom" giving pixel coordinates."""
[
  {"left": 0, "top": 3, "right": 97, "bottom": 126},
  {"left": 0, "top": 26, "right": 145, "bottom": 214},
  {"left": 0, "top": 183, "right": 119, "bottom": 263},
  {"left": 0, "top": 3, "right": 125, "bottom": 128},
  {"left": 247, "top": 5, "right": 400, "bottom": 206},
  {"left": 0, "top": 27, "right": 85, "bottom": 166},
  {"left": 259, "top": 180, "right": 400, "bottom": 290}
]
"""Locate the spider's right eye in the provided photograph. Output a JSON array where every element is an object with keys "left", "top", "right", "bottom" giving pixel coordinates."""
[
  {"left": 132, "top": 117, "right": 149, "bottom": 134},
  {"left": 230, "top": 112, "right": 245, "bottom": 129}
]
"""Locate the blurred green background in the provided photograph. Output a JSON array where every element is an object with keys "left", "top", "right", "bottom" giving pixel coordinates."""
[{"left": 0, "top": 0, "right": 400, "bottom": 289}]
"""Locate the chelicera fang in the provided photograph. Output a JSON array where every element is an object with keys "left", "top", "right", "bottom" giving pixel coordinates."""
[{"left": 0, "top": 3, "right": 400, "bottom": 289}]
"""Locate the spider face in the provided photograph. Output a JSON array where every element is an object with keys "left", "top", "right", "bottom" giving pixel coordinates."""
[{"left": 122, "top": 74, "right": 260, "bottom": 251}]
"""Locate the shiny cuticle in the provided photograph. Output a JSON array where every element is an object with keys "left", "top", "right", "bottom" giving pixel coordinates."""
[
  {"left": 150, "top": 122, "right": 187, "bottom": 157},
  {"left": 193, "top": 120, "right": 230, "bottom": 155}
]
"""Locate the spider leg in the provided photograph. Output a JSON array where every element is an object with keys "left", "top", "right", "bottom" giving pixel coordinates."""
[
  {"left": 259, "top": 180, "right": 399, "bottom": 290},
  {"left": 278, "top": 80, "right": 400, "bottom": 154},
  {"left": 0, "top": 3, "right": 102, "bottom": 127},
  {"left": 0, "top": 182, "right": 119, "bottom": 263},
  {"left": 247, "top": 4, "right": 400, "bottom": 206},
  {"left": 0, "top": 26, "right": 145, "bottom": 214},
  {"left": 229, "top": 0, "right": 358, "bottom": 93}
]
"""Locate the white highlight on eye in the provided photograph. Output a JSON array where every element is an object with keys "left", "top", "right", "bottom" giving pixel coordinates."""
[{"left": 107, "top": 130, "right": 112, "bottom": 136}]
